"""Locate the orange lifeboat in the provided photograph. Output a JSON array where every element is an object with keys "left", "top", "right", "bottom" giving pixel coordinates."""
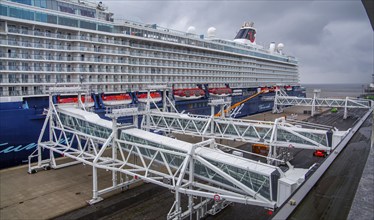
[
  {"left": 284, "top": 85, "right": 293, "bottom": 91},
  {"left": 270, "top": 86, "right": 280, "bottom": 92},
  {"left": 102, "top": 93, "right": 132, "bottom": 106},
  {"left": 57, "top": 96, "right": 94, "bottom": 107},
  {"left": 136, "top": 92, "right": 162, "bottom": 103},
  {"left": 208, "top": 87, "right": 233, "bottom": 97},
  {"left": 173, "top": 88, "right": 205, "bottom": 101}
]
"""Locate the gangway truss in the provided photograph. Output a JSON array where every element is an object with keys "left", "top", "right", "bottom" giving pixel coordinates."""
[
  {"left": 138, "top": 90, "right": 349, "bottom": 164},
  {"left": 140, "top": 92, "right": 348, "bottom": 160},
  {"left": 142, "top": 110, "right": 347, "bottom": 155},
  {"left": 28, "top": 87, "right": 316, "bottom": 219},
  {"left": 273, "top": 89, "right": 373, "bottom": 119}
]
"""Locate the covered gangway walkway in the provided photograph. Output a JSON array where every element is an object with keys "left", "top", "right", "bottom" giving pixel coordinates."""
[{"left": 29, "top": 88, "right": 313, "bottom": 219}]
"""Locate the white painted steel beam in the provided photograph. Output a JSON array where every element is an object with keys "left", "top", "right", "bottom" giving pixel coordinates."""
[
  {"left": 142, "top": 110, "right": 342, "bottom": 151},
  {"left": 273, "top": 89, "right": 373, "bottom": 119},
  {"left": 27, "top": 88, "right": 336, "bottom": 219},
  {"left": 29, "top": 95, "right": 291, "bottom": 218},
  {"left": 32, "top": 113, "right": 276, "bottom": 208}
]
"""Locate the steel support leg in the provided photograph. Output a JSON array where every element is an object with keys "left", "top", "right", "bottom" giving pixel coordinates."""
[
  {"left": 146, "top": 90, "right": 151, "bottom": 131},
  {"left": 344, "top": 107, "right": 348, "bottom": 119},
  {"left": 175, "top": 191, "right": 182, "bottom": 219},
  {"left": 188, "top": 153, "right": 195, "bottom": 219},
  {"left": 273, "top": 100, "right": 278, "bottom": 113},
  {"left": 89, "top": 166, "right": 103, "bottom": 204},
  {"left": 133, "top": 115, "right": 138, "bottom": 128},
  {"left": 344, "top": 97, "right": 348, "bottom": 119},
  {"left": 49, "top": 150, "right": 56, "bottom": 169},
  {"left": 163, "top": 89, "right": 167, "bottom": 112},
  {"left": 211, "top": 106, "right": 215, "bottom": 134},
  {"left": 112, "top": 118, "right": 118, "bottom": 187}
]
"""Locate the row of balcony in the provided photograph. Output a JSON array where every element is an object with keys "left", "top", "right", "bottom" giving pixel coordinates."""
[
  {"left": 0, "top": 67, "right": 297, "bottom": 80},
  {"left": 0, "top": 75, "right": 297, "bottom": 85},
  {"left": 7, "top": 26, "right": 289, "bottom": 66},
  {"left": 6, "top": 21, "right": 297, "bottom": 65},
  {"left": 8, "top": 27, "right": 130, "bottom": 45},
  {"left": 1, "top": 67, "right": 298, "bottom": 78},
  {"left": 2, "top": 37, "right": 296, "bottom": 71},
  {"left": 1, "top": 55, "right": 298, "bottom": 73}
]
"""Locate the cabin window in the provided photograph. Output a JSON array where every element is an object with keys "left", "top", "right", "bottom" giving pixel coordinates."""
[
  {"left": 46, "top": 75, "right": 51, "bottom": 82},
  {"left": 21, "top": 74, "right": 28, "bottom": 82}
]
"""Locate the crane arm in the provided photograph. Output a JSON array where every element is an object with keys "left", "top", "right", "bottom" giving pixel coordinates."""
[{"left": 215, "top": 91, "right": 263, "bottom": 117}]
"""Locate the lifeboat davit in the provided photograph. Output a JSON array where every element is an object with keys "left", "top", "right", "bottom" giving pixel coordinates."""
[
  {"left": 57, "top": 96, "right": 94, "bottom": 107},
  {"left": 284, "top": 85, "right": 293, "bottom": 91},
  {"left": 173, "top": 88, "right": 205, "bottom": 101},
  {"left": 101, "top": 93, "right": 132, "bottom": 106},
  {"left": 208, "top": 87, "right": 232, "bottom": 97},
  {"left": 137, "top": 92, "right": 162, "bottom": 103}
]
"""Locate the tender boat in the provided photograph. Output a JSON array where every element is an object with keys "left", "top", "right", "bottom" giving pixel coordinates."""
[
  {"left": 57, "top": 96, "right": 94, "bottom": 108},
  {"left": 101, "top": 93, "right": 132, "bottom": 106},
  {"left": 136, "top": 92, "right": 162, "bottom": 103},
  {"left": 173, "top": 88, "right": 205, "bottom": 100},
  {"left": 208, "top": 87, "right": 233, "bottom": 97}
]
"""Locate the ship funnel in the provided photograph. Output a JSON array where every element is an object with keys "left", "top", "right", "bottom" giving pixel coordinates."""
[
  {"left": 269, "top": 42, "right": 276, "bottom": 53},
  {"left": 207, "top": 27, "right": 216, "bottom": 38}
]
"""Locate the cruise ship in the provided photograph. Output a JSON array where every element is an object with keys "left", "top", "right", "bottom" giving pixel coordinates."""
[{"left": 0, "top": 0, "right": 305, "bottom": 168}]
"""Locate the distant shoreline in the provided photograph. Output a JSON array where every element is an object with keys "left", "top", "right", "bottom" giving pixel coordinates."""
[{"left": 302, "top": 83, "right": 364, "bottom": 98}]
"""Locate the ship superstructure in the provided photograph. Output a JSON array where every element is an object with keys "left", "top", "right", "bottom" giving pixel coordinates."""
[
  {"left": 0, "top": 0, "right": 304, "bottom": 168},
  {"left": 0, "top": 0, "right": 298, "bottom": 96}
]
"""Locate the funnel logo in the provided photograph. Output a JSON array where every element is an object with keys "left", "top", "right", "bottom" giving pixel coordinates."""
[{"left": 248, "top": 30, "right": 256, "bottom": 43}]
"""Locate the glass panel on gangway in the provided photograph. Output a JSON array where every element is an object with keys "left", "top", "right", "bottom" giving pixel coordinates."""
[{"left": 121, "top": 128, "right": 280, "bottom": 201}]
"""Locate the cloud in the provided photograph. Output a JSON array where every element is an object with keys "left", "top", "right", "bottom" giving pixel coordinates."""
[{"left": 104, "top": 0, "right": 373, "bottom": 84}]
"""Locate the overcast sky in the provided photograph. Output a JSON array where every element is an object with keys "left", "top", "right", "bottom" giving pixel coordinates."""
[{"left": 104, "top": 0, "right": 373, "bottom": 84}]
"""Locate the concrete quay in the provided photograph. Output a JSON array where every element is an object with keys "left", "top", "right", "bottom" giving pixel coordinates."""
[{"left": 0, "top": 161, "right": 113, "bottom": 219}]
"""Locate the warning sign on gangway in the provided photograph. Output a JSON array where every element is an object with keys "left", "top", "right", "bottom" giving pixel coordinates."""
[{"left": 213, "top": 194, "right": 220, "bottom": 201}]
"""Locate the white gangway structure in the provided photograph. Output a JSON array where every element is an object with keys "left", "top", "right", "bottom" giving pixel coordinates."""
[
  {"left": 272, "top": 89, "right": 373, "bottom": 119},
  {"left": 142, "top": 94, "right": 348, "bottom": 161},
  {"left": 28, "top": 87, "right": 316, "bottom": 219}
]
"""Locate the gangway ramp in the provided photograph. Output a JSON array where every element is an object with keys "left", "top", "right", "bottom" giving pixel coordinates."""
[
  {"left": 273, "top": 89, "right": 373, "bottom": 119},
  {"left": 143, "top": 110, "right": 347, "bottom": 153},
  {"left": 29, "top": 103, "right": 312, "bottom": 219}
]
